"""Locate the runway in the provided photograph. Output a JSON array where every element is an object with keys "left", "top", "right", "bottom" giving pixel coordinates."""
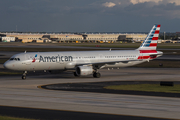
[{"left": 0, "top": 68, "right": 180, "bottom": 119}]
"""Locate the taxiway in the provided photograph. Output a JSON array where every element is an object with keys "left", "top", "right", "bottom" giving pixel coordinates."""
[{"left": 0, "top": 68, "right": 180, "bottom": 119}]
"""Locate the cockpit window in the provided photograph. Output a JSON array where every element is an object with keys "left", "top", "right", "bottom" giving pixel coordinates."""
[
  {"left": 10, "top": 58, "right": 14, "bottom": 60},
  {"left": 9, "top": 58, "right": 20, "bottom": 61}
]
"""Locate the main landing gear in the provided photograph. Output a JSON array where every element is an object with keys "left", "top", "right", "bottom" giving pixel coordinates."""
[
  {"left": 73, "top": 71, "right": 101, "bottom": 78},
  {"left": 73, "top": 72, "right": 79, "bottom": 77},
  {"left": 93, "top": 71, "right": 101, "bottom": 78},
  {"left": 22, "top": 71, "right": 27, "bottom": 80}
]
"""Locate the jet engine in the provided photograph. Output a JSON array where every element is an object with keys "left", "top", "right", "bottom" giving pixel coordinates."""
[{"left": 76, "top": 66, "right": 93, "bottom": 76}]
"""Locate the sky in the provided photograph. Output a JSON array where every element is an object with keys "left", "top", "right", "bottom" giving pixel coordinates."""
[{"left": 0, "top": 0, "right": 180, "bottom": 32}]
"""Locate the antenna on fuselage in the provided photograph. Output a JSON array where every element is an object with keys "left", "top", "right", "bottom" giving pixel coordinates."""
[
  {"left": 25, "top": 51, "right": 26, "bottom": 53},
  {"left": 109, "top": 49, "right": 111, "bottom": 51}
]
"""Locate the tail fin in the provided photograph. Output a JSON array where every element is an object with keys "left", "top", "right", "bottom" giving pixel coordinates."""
[{"left": 138, "top": 25, "right": 161, "bottom": 50}]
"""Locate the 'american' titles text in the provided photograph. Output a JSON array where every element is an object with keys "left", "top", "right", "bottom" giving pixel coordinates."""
[{"left": 39, "top": 55, "right": 73, "bottom": 62}]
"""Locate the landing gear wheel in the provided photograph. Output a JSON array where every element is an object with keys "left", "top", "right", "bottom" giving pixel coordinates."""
[
  {"left": 74, "top": 72, "right": 79, "bottom": 77},
  {"left": 93, "top": 72, "right": 101, "bottom": 78},
  {"left": 22, "top": 71, "right": 27, "bottom": 80},
  {"left": 22, "top": 75, "right": 26, "bottom": 80}
]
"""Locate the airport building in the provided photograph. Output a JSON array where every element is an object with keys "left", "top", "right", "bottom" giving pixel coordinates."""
[
  {"left": 2, "top": 37, "right": 16, "bottom": 42},
  {"left": 0, "top": 33, "right": 148, "bottom": 43}
]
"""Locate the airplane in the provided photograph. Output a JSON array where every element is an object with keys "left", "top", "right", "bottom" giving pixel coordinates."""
[{"left": 3, "top": 25, "right": 163, "bottom": 80}]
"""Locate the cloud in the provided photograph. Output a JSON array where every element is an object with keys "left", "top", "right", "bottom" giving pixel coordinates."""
[
  {"left": 102, "top": 2, "right": 116, "bottom": 8},
  {"left": 130, "top": 0, "right": 162, "bottom": 4},
  {"left": 168, "top": 0, "right": 180, "bottom": 5},
  {"left": 130, "top": 0, "right": 180, "bottom": 5},
  {"left": 92, "top": 0, "right": 180, "bottom": 19},
  {"left": 0, "top": 0, "right": 180, "bottom": 32}
]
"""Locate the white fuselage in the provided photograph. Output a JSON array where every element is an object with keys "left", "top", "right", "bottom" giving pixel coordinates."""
[{"left": 3, "top": 50, "right": 161, "bottom": 71}]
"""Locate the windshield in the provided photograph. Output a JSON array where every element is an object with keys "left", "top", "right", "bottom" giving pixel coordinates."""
[{"left": 9, "top": 58, "right": 20, "bottom": 61}]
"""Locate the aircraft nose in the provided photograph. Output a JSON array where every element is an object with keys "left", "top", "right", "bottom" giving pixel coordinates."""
[{"left": 3, "top": 61, "right": 11, "bottom": 69}]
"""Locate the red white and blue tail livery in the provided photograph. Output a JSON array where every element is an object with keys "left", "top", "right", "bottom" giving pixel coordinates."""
[
  {"left": 137, "top": 25, "right": 162, "bottom": 60},
  {"left": 138, "top": 24, "right": 161, "bottom": 50}
]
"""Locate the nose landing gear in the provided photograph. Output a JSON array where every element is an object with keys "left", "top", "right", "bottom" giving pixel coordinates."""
[{"left": 22, "top": 71, "right": 27, "bottom": 80}]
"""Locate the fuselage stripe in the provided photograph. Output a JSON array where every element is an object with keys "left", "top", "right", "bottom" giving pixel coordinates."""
[
  {"left": 139, "top": 50, "right": 157, "bottom": 53},
  {"left": 138, "top": 56, "right": 157, "bottom": 59}
]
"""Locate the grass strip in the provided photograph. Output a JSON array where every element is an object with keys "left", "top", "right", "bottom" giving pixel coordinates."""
[
  {"left": 0, "top": 115, "right": 37, "bottom": 120},
  {"left": 0, "top": 72, "right": 21, "bottom": 75},
  {"left": 104, "top": 84, "right": 180, "bottom": 93}
]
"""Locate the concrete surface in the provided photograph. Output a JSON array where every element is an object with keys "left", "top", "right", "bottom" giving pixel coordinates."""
[{"left": 0, "top": 68, "right": 180, "bottom": 119}]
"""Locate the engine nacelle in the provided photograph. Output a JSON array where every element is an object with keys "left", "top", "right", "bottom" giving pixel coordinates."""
[{"left": 76, "top": 66, "right": 93, "bottom": 76}]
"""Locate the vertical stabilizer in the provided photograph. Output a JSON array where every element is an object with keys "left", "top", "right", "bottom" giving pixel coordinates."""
[{"left": 138, "top": 25, "right": 161, "bottom": 50}]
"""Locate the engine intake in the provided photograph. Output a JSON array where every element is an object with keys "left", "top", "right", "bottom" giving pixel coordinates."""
[{"left": 76, "top": 66, "right": 93, "bottom": 76}]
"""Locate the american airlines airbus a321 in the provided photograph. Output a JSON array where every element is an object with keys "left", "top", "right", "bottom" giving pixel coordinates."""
[{"left": 4, "top": 25, "right": 163, "bottom": 80}]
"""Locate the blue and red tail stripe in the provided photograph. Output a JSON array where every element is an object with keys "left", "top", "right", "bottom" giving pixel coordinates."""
[
  {"left": 157, "top": 25, "right": 161, "bottom": 27},
  {"left": 138, "top": 24, "right": 161, "bottom": 50},
  {"left": 137, "top": 25, "right": 161, "bottom": 59},
  {"left": 152, "top": 37, "right": 159, "bottom": 40},
  {"left": 154, "top": 31, "right": 160, "bottom": 34},
  {"left": 143, "top": 43, "right": 157, "bottom": 47}
]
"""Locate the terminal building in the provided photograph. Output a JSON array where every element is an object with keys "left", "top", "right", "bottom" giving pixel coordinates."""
[{"left": 0, "top": 33, "right": 147, "bottom": 43}]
